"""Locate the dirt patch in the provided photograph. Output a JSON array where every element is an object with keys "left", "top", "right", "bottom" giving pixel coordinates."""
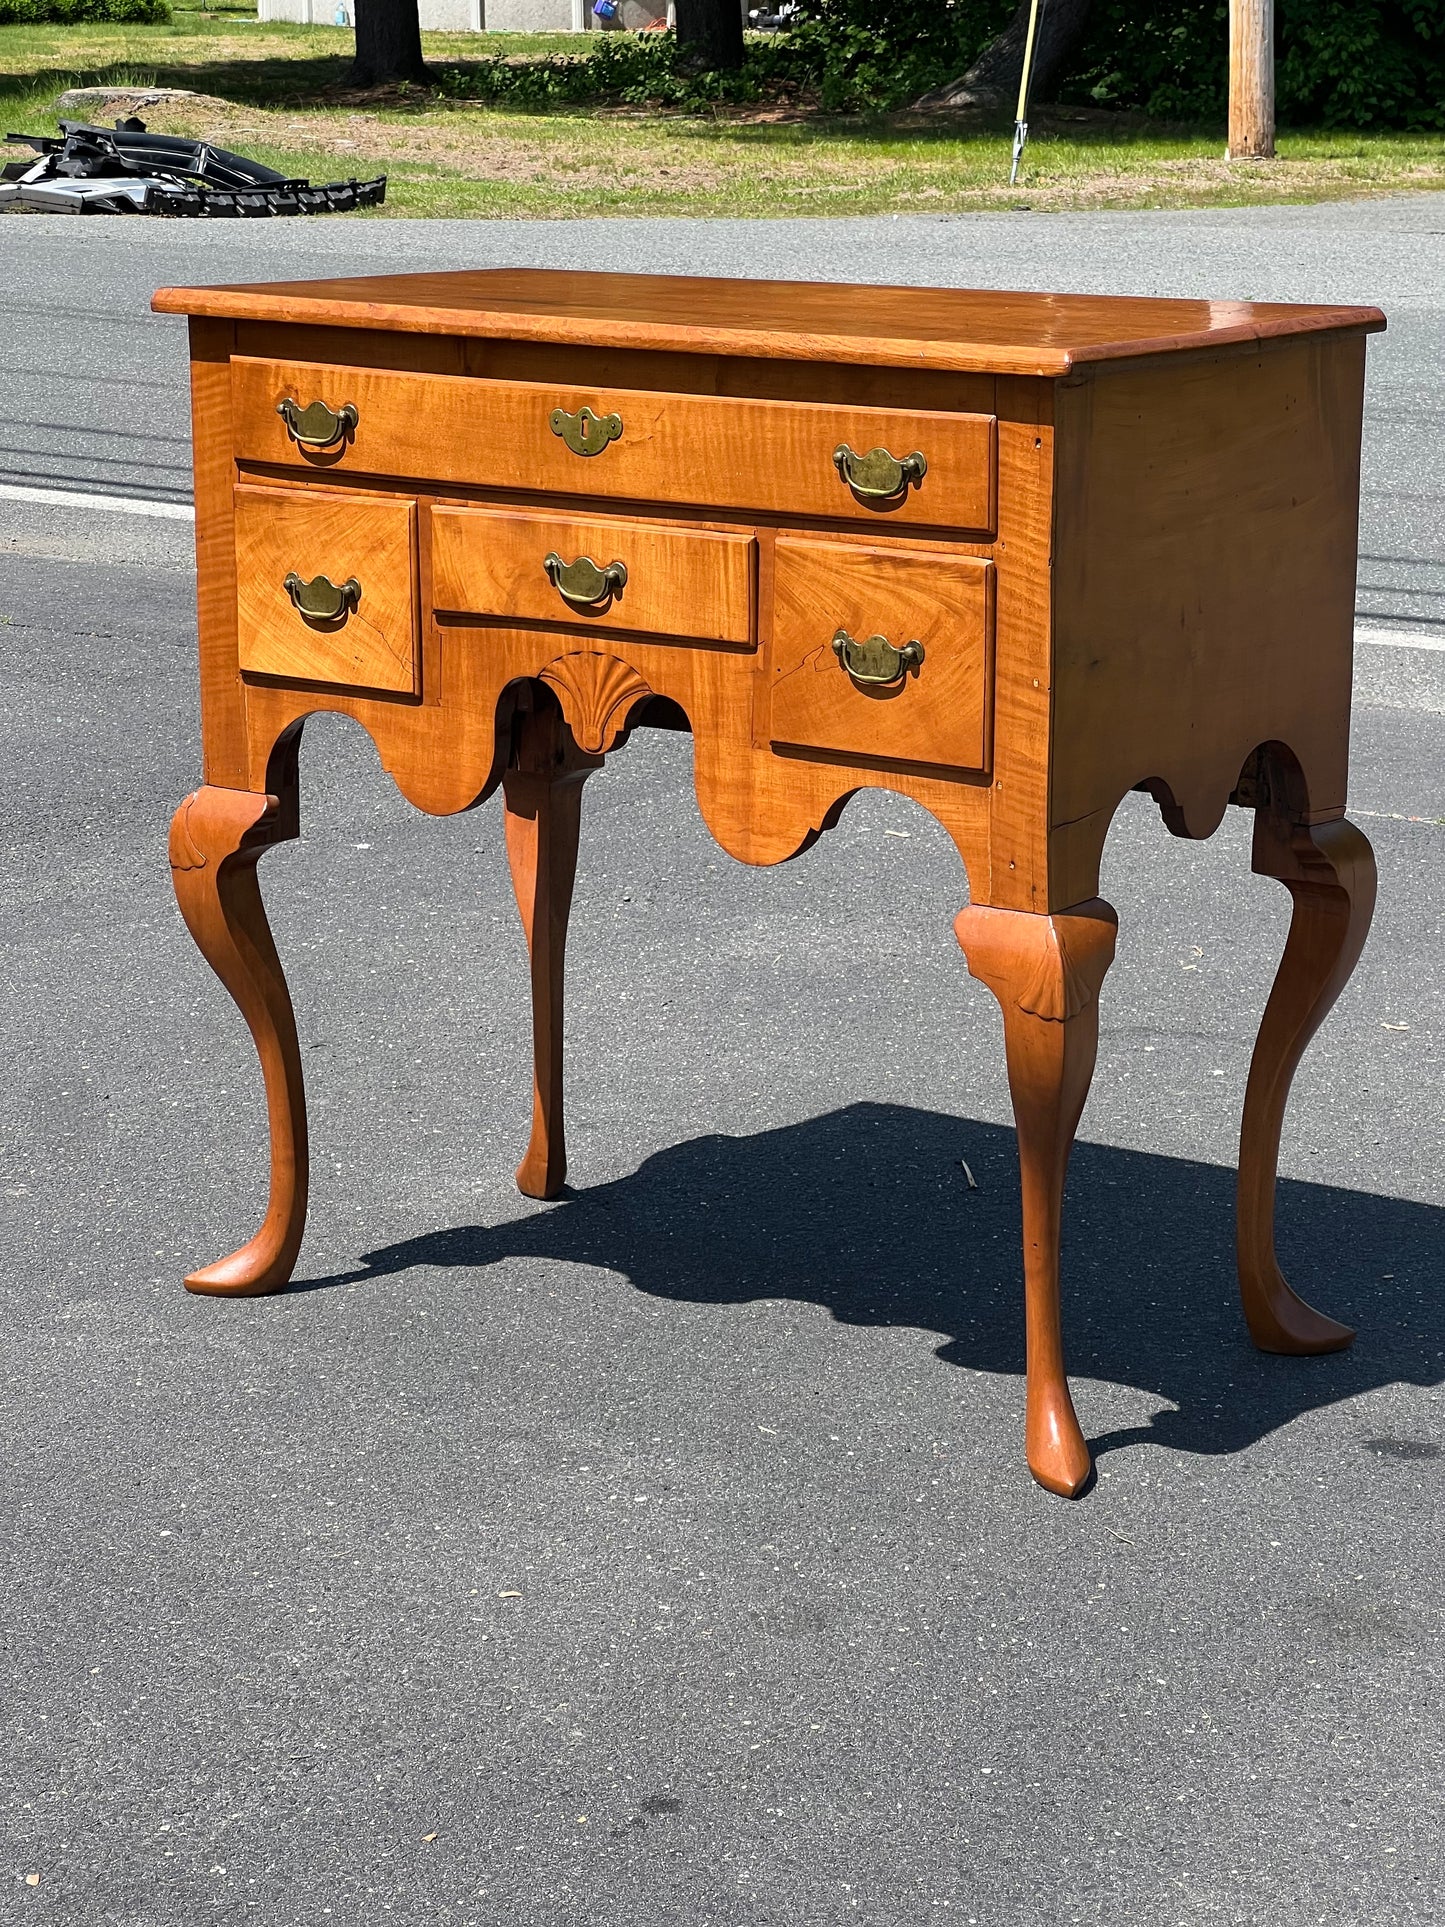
[{"left": 53, "top": 85, "right": 237, "bottom": 119}]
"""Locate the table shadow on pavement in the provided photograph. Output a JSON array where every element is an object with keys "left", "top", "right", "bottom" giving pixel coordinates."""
[{"left": 293, "top": 1102, "right": 1444, "bottom": 1466}]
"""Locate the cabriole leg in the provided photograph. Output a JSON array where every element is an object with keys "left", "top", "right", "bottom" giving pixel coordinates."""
[
  {"left": 1238, "top": 812, "right": 1377, "bottom": 1353},
  {"left": 503, "top": 699, "right": 600, "bottom": 1201},
  {"left": 169, "top": 783, "right": 307, "bottom": 1296},
  {"left": 955, "top": 899, "right": 1119, "bottom": 1498}
]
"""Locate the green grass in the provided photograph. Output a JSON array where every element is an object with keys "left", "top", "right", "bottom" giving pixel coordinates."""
[{"left": 5, "top": 15, "right": 1445, "bottom": 217}]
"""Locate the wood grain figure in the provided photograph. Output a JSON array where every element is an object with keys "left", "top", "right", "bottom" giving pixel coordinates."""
[
  {"left": 235, "top": 485, "right": 419, "bottom": 693},
  {"left": 156, "top": 268, "right": 1385, "bottom": 1497},
  {"left": 431, "top": 505, "right": 756, "bottom": 645}
]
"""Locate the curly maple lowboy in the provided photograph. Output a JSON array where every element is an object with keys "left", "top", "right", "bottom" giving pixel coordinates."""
[{"left": 153, "top": 268, "right": 1386, "bottom": 1497}]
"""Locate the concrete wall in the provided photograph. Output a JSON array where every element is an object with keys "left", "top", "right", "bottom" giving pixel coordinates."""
[
  {"left": 484, "top": 0, "right": 674, "bottom": 26},
  {"left": 256, "top": 0, "right": 586, "bottom": 28},
  {"left": 252, "top": 0, "right": 723, "bottom": 28},
  {"left": 254, "top": 0, "right": 729, "bottom": 30},
  {"left": 487, "top": 0, "right": 586, "bottom": 26}
]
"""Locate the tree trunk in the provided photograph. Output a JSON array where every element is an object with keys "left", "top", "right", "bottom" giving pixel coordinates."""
[
  {"left": 915, "top": 0, "right": 1095, "bottom": 112},
  {"left": 351, "top": 0, "right": 428, "bottom": 88},
  {"left": 673, "top": 0, "right": 745, "bottom": 73}
]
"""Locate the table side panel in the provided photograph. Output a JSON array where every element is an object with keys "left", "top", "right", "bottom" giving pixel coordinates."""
[
  {"left": 1047, "top": 333, "right": 1367, "bottom": 907},
  {"left": 187, "top": 318, "right": 248, "bottom": 788},
  {"left": 981, "top": 377, "right": 1057, "bottom": 909}
]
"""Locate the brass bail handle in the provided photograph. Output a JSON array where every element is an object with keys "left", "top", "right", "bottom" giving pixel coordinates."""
[
  {"left": 277, "top": 397, "right": 359, "bottom": 450},
  {"left": 284, "top": 572, "right": 362, "bottom": 622},
  {"left": 832, "top": 628, "right": 925, "bottom": 686},
  {"left": 543, "top": 552, "right": 628, "bottom": 612},
  {"left": 550, "top": 406, "right": 623, "bottom": 458},
  {"left": 833, "top": 442, "right": 928, "bottom": 502}
]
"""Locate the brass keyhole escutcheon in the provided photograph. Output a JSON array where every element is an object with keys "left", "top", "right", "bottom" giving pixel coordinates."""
[
  {"left": 833, "top": 443, "right": 928, "bottom": 504},
  {"left": 284, "top": 571, "right": 362, "bottom": 624},
  {"left": 543, "top": 552, "right": 628, "bottom": 612},
  {"left": 276, "top": 397, "right": 359, "bottom": 450},
  {"left": 832, "top": 627, "right": 925, "bottom": 687},
  {"left": 550, "top": 405, "right": 623, "bottom": 458}
]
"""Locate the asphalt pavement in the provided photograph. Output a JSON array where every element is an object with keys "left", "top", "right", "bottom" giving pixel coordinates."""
[{"left": 1, "top": 205, "right": 1442, "bottom": 1926}]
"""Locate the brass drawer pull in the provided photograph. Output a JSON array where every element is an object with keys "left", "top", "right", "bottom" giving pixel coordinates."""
[
  {"left": 276, "top": 397, "right": 359, "bottom": 449},
  {"left": 284, "top": 571, "right": 361, "bottom": 623},
  {"left": 550, "top": 405, "right": 622, "bottom": 457},
  {"left": 544, "top": 551, "right": 628, "bottom": 612},
  {"left": 833, "top": 442, "right": 928, "bottom": 502},
  {"left": 832, "top": 627, "right": 924, "bottom": 686}
]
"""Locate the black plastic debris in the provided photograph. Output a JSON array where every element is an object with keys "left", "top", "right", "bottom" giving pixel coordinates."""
[{"left": 0, "top": 117, "right": 386, "bottom": 216}]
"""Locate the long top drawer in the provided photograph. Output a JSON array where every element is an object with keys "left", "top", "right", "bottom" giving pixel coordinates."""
[{"left": 232, "top": 357, "right": 997, "bottom": 533}]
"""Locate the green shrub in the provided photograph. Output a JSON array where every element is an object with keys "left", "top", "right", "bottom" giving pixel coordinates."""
[
  {"left": 0, "top": 0, "right": 170, "bottom": 21},
  {"left": 776, "top": 0, "right": 1013, "bottom": 110},
  {"left": 436, "top": 0, "right": 1445, "bottom": 128},
  {"left": 435, "top": 31, "right": 769, "bottom": 111},
  {"left": 433, "top": 6, "right": 1006, "bottom": 115},
  {"left": 1063, "top": 1, "right": 1445, "bottom": 131}
]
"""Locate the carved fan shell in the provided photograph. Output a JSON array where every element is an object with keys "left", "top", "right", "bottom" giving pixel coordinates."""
[
  {"left": 168, "top": 791, "right": 209, "bottom": 872},
  {"left": 539, "top": 651, "right": 653, "bottom": 755},
  {"left": 1014, "top": 936, "right": 1098, "bottom": 1023}
]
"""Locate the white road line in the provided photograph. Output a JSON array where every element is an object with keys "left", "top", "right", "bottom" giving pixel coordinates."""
[
  {"left": 1355, "top": 626, "right": 1445, "bottom": 653},
  {"left": 0, "top": 481, "right": 1442, "bottom": 655},
  {"left": 0, "top": 482, "right": 193, "bottom": 521}
]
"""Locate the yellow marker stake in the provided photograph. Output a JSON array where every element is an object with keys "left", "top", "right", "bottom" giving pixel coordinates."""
[{"left": 1010, "top": 0, "right": 1047, "bottom": 185}]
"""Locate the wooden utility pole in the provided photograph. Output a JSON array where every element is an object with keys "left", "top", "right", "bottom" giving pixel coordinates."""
[{"left": 1228, "top": 0, "right": 1275, "bottom": 158}]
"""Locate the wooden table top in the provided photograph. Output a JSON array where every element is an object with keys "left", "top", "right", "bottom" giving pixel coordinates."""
[{"left": 152, "top": 268, "right": 1386, "bottom": 378}]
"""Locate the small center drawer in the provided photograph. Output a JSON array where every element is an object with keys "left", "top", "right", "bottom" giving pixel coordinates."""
[
  {"left": 768, "top": 537, "right": 994, "bottom": 772},
  {"left": 234, "top": 357, "right": 997, "bottom": 533},
  {"left": 429, "top": 505, "right": 757, "bottom": 646},
  {"left": 234, "top": 484, "right": 419, "bottom": 695}
]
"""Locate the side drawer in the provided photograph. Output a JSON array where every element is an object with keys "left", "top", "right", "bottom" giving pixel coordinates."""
[
  {"left": 768, "top": 537, "right": 993, "bottom": 772},
  {"left": 429, "top": 505, "right": 757, "bottom": 646},
  {"left": 234, "top": 485, "right": 419, "bottom": 695},
  {"left": 234, "top": 357, "right": 997, "bottom": 532}
]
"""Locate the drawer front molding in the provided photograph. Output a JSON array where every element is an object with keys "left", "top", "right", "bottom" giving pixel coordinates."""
[
  {"left": 769, "top": 537, "right": 994, "bottom": 772},
  {"left": 236, "top": 357, "right": 997, "bottom": 531},
  {"left": 429, "top": 505, "right": 757, "bottom": 646},
  {"left": 234, "top": 484, "right": 419, "bottom": 695}
]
